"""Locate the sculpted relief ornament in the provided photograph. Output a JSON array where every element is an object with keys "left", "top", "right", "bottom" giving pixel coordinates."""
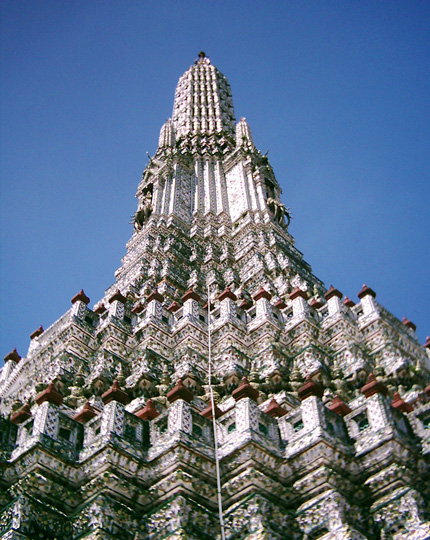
[{"left": 266, "top": 197, "right": 291, "bottom": 227}]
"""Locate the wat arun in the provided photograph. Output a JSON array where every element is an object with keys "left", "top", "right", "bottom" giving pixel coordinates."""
[{"left": 1, "top": 53, "right": 429, "bottom": 540}]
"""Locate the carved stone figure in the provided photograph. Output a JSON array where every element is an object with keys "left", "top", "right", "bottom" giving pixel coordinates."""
[
  {"left": 267, "top": 196, "right": 291, "bottom": 227},
  {"left": 133, "top": 191, "right": 153, "bottom": 230}
]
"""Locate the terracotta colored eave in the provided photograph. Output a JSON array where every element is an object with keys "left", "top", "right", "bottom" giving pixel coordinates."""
[
  {"left": 253, "top": 286, "right": 271, "bottom": 301},
  {"left": 147, "top": 290, "right": 164, "bottom": 303},
  {"left": 73, "top": 402, "right": 98, "bottom": 423},
  {"left": 35, "top": 382, "right": 63, "bottom": 407},
  {"left": 310, "top": 298, "right": 324, "bottom": 310},
  {"left": 218, "top": 287, "right": 237, "bottom": 302},
  {"left": 289, "top": 287, "right": 307, "bottom": 301},
  {"left": 232, "top": 377, "right": 259, "bottom": 402},
  {"left": 182, "top": 289, "right": 200, "bottom": 302},
  {"left": 132, "top": 302, "right": 144, "bottom": 314},
  {"left": 297, "top": 376, "right": 324, "bottom": 401},
  {"left": 167, "top": 379, "right": 194, "bottom": 403},
  {"left": 402, "top": 317, "right": 417, "bottom": 332},
  {"left": 274, "top": 298, "right": 287, "bottom": 310},
  {"left": 200, "top": 402, "right": 224, "bottom": 419},
  {"left": 239, "top": 299, "right": 253, "bottom": 310},
  {"left": 343, "top": 296, "right": 355, "bottom": 308},
  {"left": 357, "top": 284, "right": 376, "bottom": 299},
  {"left": 328, "top": 395, "right": 352, "bottom": 416},
  {"left": 11, "top": 404, "right": 32, "bottom": 424},
  {"left": 391, "top": 391, "right": 413, "bottom": 413},
  {"left": 324, "top": 285, "right": 342, "bottom": 301},
  {"left": 265, "top": 397, "right": 287, "bottom": 417},
  {"left": 4, "top": 348, "right": 21, "bottom": 363},
  {"left": 71, "top": 289, "right": 90, "bottom": 305},
  {"left": 167, "top": 301, "right": 181, "bottom": 312},
  {"left": 108, "top": 290, "right": 127, "bottom": 304},
  {"left": 135, "top": 399, "right": 160, "bottom": 420},
  {"left": 361, "top": 373, "right": 388, "bottom": 398},
  {"left": 30, "top": 326, "right": 44, "bottom": 340},
  {"left": 101, "top": 380, "right": 130, "bottom": 405}
]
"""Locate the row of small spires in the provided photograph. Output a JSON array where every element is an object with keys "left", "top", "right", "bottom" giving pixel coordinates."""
[
  {"left": 4, "top": 283, "right": 429, "bottom": 363},
  {"left": 9, "top": 372, "right": 430, "bottom": 427}
]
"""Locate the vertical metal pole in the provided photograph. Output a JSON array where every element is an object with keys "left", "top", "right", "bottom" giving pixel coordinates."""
[{"left": 207, "top": 286, "right": 226, "bottom": 540}]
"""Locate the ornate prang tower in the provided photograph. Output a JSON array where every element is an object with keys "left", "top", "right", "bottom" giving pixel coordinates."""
[{"left": 1, "top": 53, "right": 430, "bottom": 540}]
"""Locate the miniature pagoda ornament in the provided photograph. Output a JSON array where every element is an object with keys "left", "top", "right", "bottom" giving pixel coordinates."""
[{"left": 1, "top": 53, "right": 430, "bottom": 540}]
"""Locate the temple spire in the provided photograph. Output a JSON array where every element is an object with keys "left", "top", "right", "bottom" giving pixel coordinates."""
[{"left": 172, "top": 53, "right": 236, "bottom": 140}]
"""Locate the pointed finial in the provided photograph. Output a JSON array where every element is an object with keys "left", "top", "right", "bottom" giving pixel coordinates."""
[
  {"left": 232, "top": 377, "right": 259, "bottom": 402},
  {"left": 391, "top": 391, "right": 413, "bottom": 413},
  {"left": 328, "top": 395, "right": 352, "bottom": 416},
  {"left": 136, "top": 399, "right": 160, "bottom": 420},
  {"left": 71, "top": 289, "right": 90, "bottom": 305},
  {"left": 361, "top": 373, "right": 388, "bottom": 398},
  {"left": 35, "top": 382, "right": 63, "bottom": 406},
  {"left": 265, "top": 397, "right": 287, "bottom": 418},
  {"left": 200, "top": 401, "right": 223, "bottom": 419},
  {"left": 101, "top": 380, "right": 130, "bottom": 405},
  {"left": 167, "top": 378, "right": 194, "bottom": 403},
  {"left": 358, "top": 284, "right": 376, "bottom": 299},
  {"left": 4, "top": 348, "right": 21, "bottom": 363},
  {"left": 30, "top": 326, "right": 44, "bottom": 340},
  {"left": 297, "top": 375, "right": 324, "bottom": 401}
]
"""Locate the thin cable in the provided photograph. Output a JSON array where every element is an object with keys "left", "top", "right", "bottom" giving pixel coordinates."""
[{"left": 207, "top": 285, "right": 226, "bottom": 540}]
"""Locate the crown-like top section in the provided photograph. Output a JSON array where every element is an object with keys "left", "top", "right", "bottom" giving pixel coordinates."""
[{"left": 172, "top": 52, "right": 236, "bottom": 140}]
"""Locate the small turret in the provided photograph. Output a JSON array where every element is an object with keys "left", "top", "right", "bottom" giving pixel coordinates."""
[
  {"left": 235, "top": 118, "right": 255, "bottom": 148},
  {"left": 158, "top": 119, "right": 175, "bottom": 149}
]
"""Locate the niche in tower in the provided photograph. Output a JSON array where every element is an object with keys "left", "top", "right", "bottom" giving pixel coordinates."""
[{"left": 134, "top": 183, "right": 154, "bottom": 231}]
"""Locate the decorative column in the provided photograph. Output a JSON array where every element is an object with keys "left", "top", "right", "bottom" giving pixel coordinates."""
[
  {"left": 100, "top": 381, "right": 130, "bottom": 437},
  {"left": 145, "top": 290, "right": 164, "bottom": 321},
  {"left": 357, "top": 284, "right": 378, "bottom": 316},
  {"left": 289, "top": 287, "right": 310, "bottom": 318},
  {"left": 218, "top": 286, "right": 237, "bottom": 322},
  {"left": 232, "top": 377, "right": 260, "bottom": 433},
  {"left": 253, "top": 286, "right": 273, "bottom": 319},
  {"left": 32, "top": 383, "right": 63, "bottom": 439},
  {"left": 71, "top": 289, "right": 90, "bottom": 320},
  {"left": 108, "top": 290, "right": 126, "bottom": 321},
  {"left": 166, "top": 379, "right": 194, "bottom": 435},
  {"left": 181, "top": 289, "right": 200, "bottom": 323},
  {"left": 360, "top": 373, "right": 391, "bottom": 432},
  {"left": 297, "top": 376, "right": 325, "bottom": 432},
  {"left": 0, "top": 348, "right": 21, "bottom": 383},
  {"left": 324, "top": 285, "right": 343, "bottom": 316}
]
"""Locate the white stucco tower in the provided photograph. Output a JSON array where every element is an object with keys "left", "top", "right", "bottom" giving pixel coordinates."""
[{"left": 1, "top": 53, "right": 430, "bottom": 540}]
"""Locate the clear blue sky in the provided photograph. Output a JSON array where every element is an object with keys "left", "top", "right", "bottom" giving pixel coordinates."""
[{"left": 1, "top": 1, "right": 429, "bottom": 362}]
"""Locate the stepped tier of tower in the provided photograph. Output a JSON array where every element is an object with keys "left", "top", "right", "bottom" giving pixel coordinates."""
[{"left": 1, "top": 54, "right": 430, "bottom": 540}]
